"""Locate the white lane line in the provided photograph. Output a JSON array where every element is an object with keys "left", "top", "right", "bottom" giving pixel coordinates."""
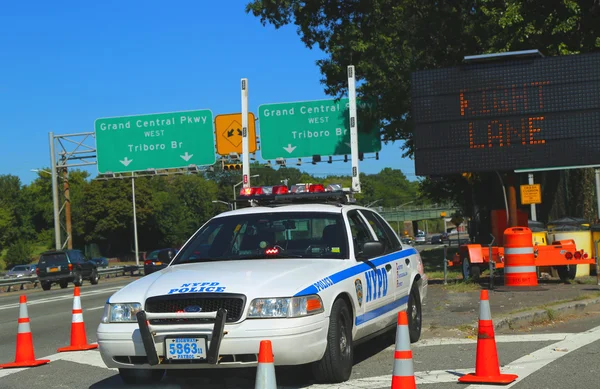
[
  {"left": 302, "top": 327, "right": 600, "bottom": 388},
  {"left": 1, "top": 328, "right": 597, "bottom": 387},
  {"left": 412, "top": 333, "right": 570, "bottom": 348},
  {"left": 86, "top": 306, "right": 106, "bottom": 311},
  {"left": 465, "top": 323, "right": 600, "bottom": 388},
  {"left": 0, "top": 350, "right": 116, "bottom": 379},
  {"left": 0, "top": 286, "right": 123, "bottom": 311}
]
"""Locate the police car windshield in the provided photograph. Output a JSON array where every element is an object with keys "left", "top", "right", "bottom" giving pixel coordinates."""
[{"left": 173, "top": 212, "right": 349, "bottom": 264}]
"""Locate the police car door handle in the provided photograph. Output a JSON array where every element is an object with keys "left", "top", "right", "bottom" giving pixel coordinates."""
[
  {"left": 405, "top": 258, "right": 410, "bottom": 265},
  {"left": 385, "top": 264, "right": 392, "bottom": 272}
]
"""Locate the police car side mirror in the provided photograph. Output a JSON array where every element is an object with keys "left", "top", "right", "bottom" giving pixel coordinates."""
[{"left": 360, "top": 241, "right": 385, "bottom": 259}]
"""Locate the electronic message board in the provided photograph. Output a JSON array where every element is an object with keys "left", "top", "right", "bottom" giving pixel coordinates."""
[{"left": 411, "top": 52, "right": 600, "bottom": 176}]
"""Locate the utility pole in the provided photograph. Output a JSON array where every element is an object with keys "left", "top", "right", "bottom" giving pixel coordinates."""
[
  {"left": 62, "top": 155, "right": 73, "bottom": 249},
  {"left": 49, "top": 132, "right": 61, "bottom": 250},
  {"left": 132, "top": 173, "right": 139, "bottom": 267}
]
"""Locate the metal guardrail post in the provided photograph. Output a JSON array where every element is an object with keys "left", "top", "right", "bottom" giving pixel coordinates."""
[{"left": 443, "top": 245, "right": 448, "bottom": 285}]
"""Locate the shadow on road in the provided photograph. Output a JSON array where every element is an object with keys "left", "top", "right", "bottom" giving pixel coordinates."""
[{"left": 89, "top": 328, "right": 398, "bottom": 389}]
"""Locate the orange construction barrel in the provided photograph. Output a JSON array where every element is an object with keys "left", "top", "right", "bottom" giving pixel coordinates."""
[{"left": 504, "top": 227, "right": 538, "bottom": 287}]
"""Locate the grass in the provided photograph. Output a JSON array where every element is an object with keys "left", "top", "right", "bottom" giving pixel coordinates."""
[
  {"left": 507, "top": 291, "right": 600, "bottom": 316},
  {"left": 574, "top": 276, "right": 600, "bottom": 285},
  {"left": 419, "top": 246, "right": 463, "bottom": 280},
  {"left": 442, "top": 280, "right": 481, "bottom": 292}
]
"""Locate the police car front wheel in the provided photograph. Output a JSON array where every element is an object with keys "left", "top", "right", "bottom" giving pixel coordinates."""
[
  {"left": 312, "top": 298, "right": 353, "bottom": 383},
  {"left": 119, "top": 368, "right": 165, "bottom": 385},
  {"left": 407, "top": 284, "right": 422, "bottom": 343}
]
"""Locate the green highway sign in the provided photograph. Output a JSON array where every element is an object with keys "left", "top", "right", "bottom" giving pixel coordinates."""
[
  {"left": 95, "top": 109, "right": 216, "bottom": 174},
  {"left": 258, "top": 98, "right": 381, "bottom": 160}
]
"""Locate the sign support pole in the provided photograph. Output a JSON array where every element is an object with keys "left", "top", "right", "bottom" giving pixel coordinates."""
[
  {"left": 507, "top": 173, "right": 519, "bottom": 227},
  {"left": 49, "top": 132, "right": 61, "bottom": 250},
  {"left": 528, "top": 173, "right": 537, "bottom": 221},
  {"left": 132, "top": 173, "right": 139, "bottom": 267},
  {"left": 595, "top": 169, "right": 600, "bottom": 222},
  {"left": 241, "top": 78, "right": 250, "bottom": 189},
  {"left": 347, "top": 66, "right": 361, "bottom": 193}
]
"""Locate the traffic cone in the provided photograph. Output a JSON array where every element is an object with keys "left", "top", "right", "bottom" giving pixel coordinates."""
[
  {"left": 254, "top": 340, "right": 276, "bottom": 389},
  {"left": 0, "top": 295, "right": 50, "bottom": 368},
  {"left": 391, "top": 311, "right": 416, "bottom": 389},
  {"left": 57, "top": 286, "right": 98, "bottom": 352},
  {"left": 458, "top": 290, "right": 518, "bottom": 384}
]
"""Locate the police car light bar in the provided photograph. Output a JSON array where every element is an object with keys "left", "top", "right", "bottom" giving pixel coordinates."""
[{"left": 237, "top": 183, "right": 353, "bottom": 204}]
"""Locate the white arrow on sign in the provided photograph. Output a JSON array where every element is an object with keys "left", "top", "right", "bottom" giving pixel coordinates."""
[
  {"left": 345, "top": 142, "right": 351, "bottom": 148},
  {"left": 283, "top": 144, "right": 297, "bottom": 153},
  {"left": 120, "top": 157, "right": 133, "bottom": 167},
  {"left": 180, "top": 152, "right": 193, "bottom": 161}
]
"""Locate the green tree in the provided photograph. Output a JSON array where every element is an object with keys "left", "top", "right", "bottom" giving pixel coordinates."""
[
  {"left": 246, "top": 0, "right": 600, "bottom": 220},
  {"left": 4, "top": 240, "right": 34, "bottom": 269}
]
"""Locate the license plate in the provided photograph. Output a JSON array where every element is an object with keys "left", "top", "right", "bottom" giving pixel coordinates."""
[
  {"left": 165, "top": 337, "right": 206, "bottom": 360},
  {"left": 48, "top": 267, "right": 60, "bottom": 273}
]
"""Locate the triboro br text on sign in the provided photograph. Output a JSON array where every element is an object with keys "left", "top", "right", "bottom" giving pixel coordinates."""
[
  {"left": 95, "top": 109, "right": 215, "bottom": 174},
  {"left": 258, "top": 98, "right": 381, "bottom": 160}
]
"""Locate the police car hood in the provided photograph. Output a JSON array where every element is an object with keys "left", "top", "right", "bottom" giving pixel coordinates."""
[{"left": 109, "top": 259, "right": 348, "bottom": 304}]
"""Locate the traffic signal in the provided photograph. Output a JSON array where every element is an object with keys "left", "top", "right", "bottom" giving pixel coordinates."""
[{"left": 224, "top": 163, "right": 242, "bottom": 171}]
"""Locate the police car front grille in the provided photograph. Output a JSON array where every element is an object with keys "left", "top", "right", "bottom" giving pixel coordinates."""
[{"left": 145, "top": 293, "right": 246, "bottom": 323}]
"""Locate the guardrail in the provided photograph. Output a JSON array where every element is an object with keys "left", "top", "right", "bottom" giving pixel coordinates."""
[{"left": 0, "top": 265, "right": 143, "bottom": 293}]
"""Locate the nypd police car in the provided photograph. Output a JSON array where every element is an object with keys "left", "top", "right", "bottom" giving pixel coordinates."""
[{"left": 97, "top": 184, "right": 428, "bottom": 385}]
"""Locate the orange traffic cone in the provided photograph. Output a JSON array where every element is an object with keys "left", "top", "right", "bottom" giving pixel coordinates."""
[
  {"left": 458, "top": 290, "right": 518, "bottom": 384},
  {"left": 391, "top": 311, "right": 416, "bottom": 389},
  {"left": 255, "top": 340, "right": 276, "bottom": 389},
  {"left": 0, "top": 295, "right": 50, "bottom": 368},
  {"left": 57, "top": 286, "right": 98, "bottom": 352}
]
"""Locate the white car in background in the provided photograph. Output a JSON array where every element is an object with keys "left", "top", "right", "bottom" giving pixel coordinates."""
[
  {"left": 97, "top": 184, "right": 428, "bottom": 385},
  {"left": 414, "top": 233, "right": 427, "bottom": 245}
]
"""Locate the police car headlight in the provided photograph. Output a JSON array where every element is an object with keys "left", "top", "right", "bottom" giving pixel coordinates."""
[
  {"left": 247, "top": 295, "right": 324, "bottom": 318},
  {"left": 103, "top": 303, "right": 142, "bottom": 323}
]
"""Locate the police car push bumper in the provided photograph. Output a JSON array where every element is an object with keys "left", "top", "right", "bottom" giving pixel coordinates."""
[
  {"left": 97, "top": 314, "right": 329, "bottom": 368},
  {"left": 136, "top": 308, "right": 226, "bottom": 366}
]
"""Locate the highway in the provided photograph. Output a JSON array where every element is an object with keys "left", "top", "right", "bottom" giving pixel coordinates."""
[{"left": 1, "top": 275, "right": 599, "bottom": 388}]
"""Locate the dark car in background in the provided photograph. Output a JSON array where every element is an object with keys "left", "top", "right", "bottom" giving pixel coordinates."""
[
  {"left": 144, "top": 248, "right": 177, "bottom": 275},
  {"left": 36, "top": 249, "right": 99, "bottom": 290}
]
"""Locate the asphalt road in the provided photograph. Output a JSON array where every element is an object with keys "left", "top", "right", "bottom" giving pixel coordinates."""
[
  {"left": 0, "top": 274, "right": 599, "bottom": 388},
  {"left": 0, "top": 278, "right": 134, "bottom": 365}
]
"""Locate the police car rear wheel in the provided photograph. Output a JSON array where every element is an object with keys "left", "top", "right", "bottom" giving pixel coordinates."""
[
  {"left": 312, "top": 299, "right": 353, "bottom": 383},
  {"left": 407, "top": 284, "right": 422, "bottom": 343},
  {"left": 118, "top": 368, "right": 164, "bottom": 385}
]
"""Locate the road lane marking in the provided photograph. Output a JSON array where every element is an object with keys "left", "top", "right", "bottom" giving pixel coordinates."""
[
  {"left": 87, "top": 306, "right": 106, "bottom": 311},
  {"left": 465, "top": 323, "right": 600, "bottom": 388},
  {"left": 0, "top": 286, "right": 123, "bottom": 311},
  {"left": 0, "top": 350, "right": 116, "bottom": 379},
  {"left": 411, "top": 333, "right": 570, "bottom": 347},
  {"left": 1, "top": 327, "right": 598, "bottom": 387}
]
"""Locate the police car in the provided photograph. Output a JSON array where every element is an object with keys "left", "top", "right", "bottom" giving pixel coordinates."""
[{"left": 97, "top": 183, "right": 428, "bottom": 385}]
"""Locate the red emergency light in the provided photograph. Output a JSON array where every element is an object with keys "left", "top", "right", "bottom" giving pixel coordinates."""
[{"left": 238, "top": 183, "right": 341, "bottom": 198}]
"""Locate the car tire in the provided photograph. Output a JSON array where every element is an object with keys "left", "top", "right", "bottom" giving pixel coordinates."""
[
  {"left": 73, "top": 272, "right": 83, "bottom": 287},
  {"left": 41, "top": 282, "right": 51, "bottom": 291},
  {"left": 556, "top": 265, "right": 576, "bottom": 282},
  {"left": 312, "top": 298, "right": 353, "bottom": 383},
  {"left": 407, "top": 283, "right": 422, "bottom": 343},
  {"left": 118, "top": 368, "right": 164, "bottom": 385},
  {"left": 90, "top": 269, "right": 99, "bottom": 285},
  {"left": 59, "top": 281, "right": 68, "bottom": 289}
]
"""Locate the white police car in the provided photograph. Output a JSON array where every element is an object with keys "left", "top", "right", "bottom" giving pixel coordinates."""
[{"left": 97, "top": 184, "right": 428, "bottom": 385}]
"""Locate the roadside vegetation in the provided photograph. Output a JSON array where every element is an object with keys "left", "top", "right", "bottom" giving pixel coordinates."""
[{"left": 0, "top": 165, "right": 423, "bottom": 270}]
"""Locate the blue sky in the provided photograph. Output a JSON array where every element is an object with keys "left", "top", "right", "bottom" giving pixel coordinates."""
[{"left": 0, "top": 1, "right": 417, "bottom": 185}]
